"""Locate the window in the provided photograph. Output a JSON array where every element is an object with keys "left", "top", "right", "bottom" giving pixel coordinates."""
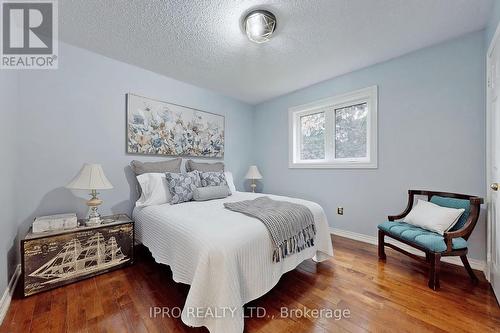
[
  {"left": 289, "top": 86, "right": 377, "bottom": 168},
  {"left": 300, "top": 112, "right": 325, "bottom": 160}
]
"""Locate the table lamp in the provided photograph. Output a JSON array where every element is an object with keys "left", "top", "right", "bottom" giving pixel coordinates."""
[
  {"left": 245, "top": 165, "right": 263, "bottom": 193},
  {"left": 66, "top": 163, "right": 113, "bottom": 225}
]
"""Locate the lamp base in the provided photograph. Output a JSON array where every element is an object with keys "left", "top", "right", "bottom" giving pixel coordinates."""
[
  {"left": 87, "top": 208, "right": 101, "bottom": 226},
  {"left": 86, "top": 190, "right": 103, "bottom": 226},
  {"left": 250, "top": 182, "right": 257, "bottom": 193}
]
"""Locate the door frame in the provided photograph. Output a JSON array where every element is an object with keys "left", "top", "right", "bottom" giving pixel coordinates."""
[{"left": 486, "top": 21, "right": 500, "bottom": 283}]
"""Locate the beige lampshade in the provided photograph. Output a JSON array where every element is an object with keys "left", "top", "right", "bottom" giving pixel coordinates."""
[
  {"left": 245, "top": 165, "right": 263, "bottom": 180},
  {"left": 66, "top": 164, "right": 113, "bottom": 190}
]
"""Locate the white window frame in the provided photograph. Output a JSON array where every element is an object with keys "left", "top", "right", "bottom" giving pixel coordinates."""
[{"left": 289, "top": 86, "right": 378, "bottom": 169}]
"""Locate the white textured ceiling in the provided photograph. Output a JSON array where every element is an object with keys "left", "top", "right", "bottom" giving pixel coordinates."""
[{"left": 60, "top": 0, "right": 493, "bottom": 104}]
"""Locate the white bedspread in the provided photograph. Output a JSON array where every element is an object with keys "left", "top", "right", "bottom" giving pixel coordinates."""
[{"left": 133, "top": 192, "right": 333, "bottom": 333}]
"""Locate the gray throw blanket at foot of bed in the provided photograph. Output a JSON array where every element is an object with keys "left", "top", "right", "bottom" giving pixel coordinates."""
[{"left": 224, "top": 196, "right": 316, "bottom": 262}]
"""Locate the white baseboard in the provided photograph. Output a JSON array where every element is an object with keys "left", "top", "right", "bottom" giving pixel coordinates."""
[
  {"left": 485, "top": 260, "right": 491, "bottom": 282},
  {"left": 331, "top": 228, "right": 486, "bottom": 272},
  {"left": 0, "top": 265, "right": 21, "bottom": 326}
]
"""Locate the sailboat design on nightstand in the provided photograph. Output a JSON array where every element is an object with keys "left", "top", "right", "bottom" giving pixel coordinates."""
[
  {"left": 22, "top": 214, "right": 134, "bottom": 297},
  {"left": 29, "top": 232, "right": 129, "bottom": 284}
]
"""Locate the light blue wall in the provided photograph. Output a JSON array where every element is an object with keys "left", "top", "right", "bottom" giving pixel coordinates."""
[
  {"left": 254, "top": 31, "right": 487, "bottom": 260},
  {"left": 0, "top": 71, "right": 19, "bottom": 293},
  {"left": 486, "top": 0, "right": 500, "bottom": 47},
  {"left": 14, "top": 41, "right": 254, "bottom": 241}
]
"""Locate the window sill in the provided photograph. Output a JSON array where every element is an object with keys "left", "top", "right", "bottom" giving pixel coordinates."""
[{"left": 288, "top": 161, "right": 378, "bottom": 169}]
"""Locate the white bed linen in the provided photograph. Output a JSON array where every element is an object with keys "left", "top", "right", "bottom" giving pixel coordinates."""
[{"left": 133, "top": 191, "right": 333, "bottom": 333}]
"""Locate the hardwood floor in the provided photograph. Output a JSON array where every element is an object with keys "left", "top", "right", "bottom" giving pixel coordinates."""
[{"left": 2, "top": 235, "right": 499, "bottom": 333}]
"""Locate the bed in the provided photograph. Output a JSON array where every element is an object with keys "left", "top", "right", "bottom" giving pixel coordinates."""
[{"left": 133, "top": 191, "right": 334, "bottom": 333}]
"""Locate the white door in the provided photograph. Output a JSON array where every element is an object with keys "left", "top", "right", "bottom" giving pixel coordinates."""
[{"left": 487, "top": 31, "right": 500, "bottom": 302}]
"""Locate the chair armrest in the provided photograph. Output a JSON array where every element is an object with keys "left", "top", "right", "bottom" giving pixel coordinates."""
[
  {"left": 444, "top": 228, "right": 469, "bottom": 239},
  {"left": 443, "top": 233, "right": 455, "bottom": 252},
  {"left": 388, "top": 190, "right": 415, "bottom": 221},
  {"left": 443, "top": 201, "right": 482, "bottom": 252},
  {"left": 388, "top": 214, "right": 405, "bottom": 221}
]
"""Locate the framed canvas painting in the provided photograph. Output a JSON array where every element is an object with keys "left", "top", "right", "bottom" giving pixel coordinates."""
[{"left": 126, "top": 93, "right": 225, "bottom": 158}]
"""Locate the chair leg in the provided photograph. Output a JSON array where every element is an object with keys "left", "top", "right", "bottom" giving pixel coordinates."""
[
  {"left": 378, "top": 230, "right": 386, "bottom": 260},
  {"left": 428, "top": 252, "right": 441, "bottom": 290},
  {"left": 460, "top": 255, "right": 479, "bottom": 284}
]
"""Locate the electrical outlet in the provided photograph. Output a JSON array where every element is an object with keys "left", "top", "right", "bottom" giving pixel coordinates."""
[{"left": 337, "top": 207, "right": 344, "bottom": 215}]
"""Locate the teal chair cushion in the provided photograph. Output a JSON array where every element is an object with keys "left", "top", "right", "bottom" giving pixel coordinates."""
[
  {"left": 378, "top": 221, "right": 467, "bottom": 252},
  {"left": 429, "top": 196, "right": 470, "bottom": 231}
]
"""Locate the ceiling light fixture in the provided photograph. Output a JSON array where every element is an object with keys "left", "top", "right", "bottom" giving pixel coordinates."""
[{"left": 244, "top": 10, "right": 277, "bottom": 44}]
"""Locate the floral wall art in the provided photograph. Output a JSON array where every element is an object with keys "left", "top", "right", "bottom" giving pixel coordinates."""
[{"left": 126, "top": 94, "right": 225, "bottom": 158}]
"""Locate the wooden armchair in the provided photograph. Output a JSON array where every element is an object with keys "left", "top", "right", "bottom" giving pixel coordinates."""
[{"left": 377, "top": 190, "right": 483, "bottom": 290}]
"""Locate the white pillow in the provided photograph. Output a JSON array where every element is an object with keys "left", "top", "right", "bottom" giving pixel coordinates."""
[
  {"left": 136, "top": 173, "right": 171, "bottom": 207},
  {"left": 224, "top": 171, "right": 237, "bottom": 193},
  {"left": 403, "top": 199, "right": 465, "bottom": 235}
]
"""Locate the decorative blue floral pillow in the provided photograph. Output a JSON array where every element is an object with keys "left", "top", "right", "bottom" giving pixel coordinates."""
[
  {"left": 165, "top": 171, "right": 201, "bottom": 204},
  {"left": 199, "top": 171, "right": 228, "bottom": 187}
]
